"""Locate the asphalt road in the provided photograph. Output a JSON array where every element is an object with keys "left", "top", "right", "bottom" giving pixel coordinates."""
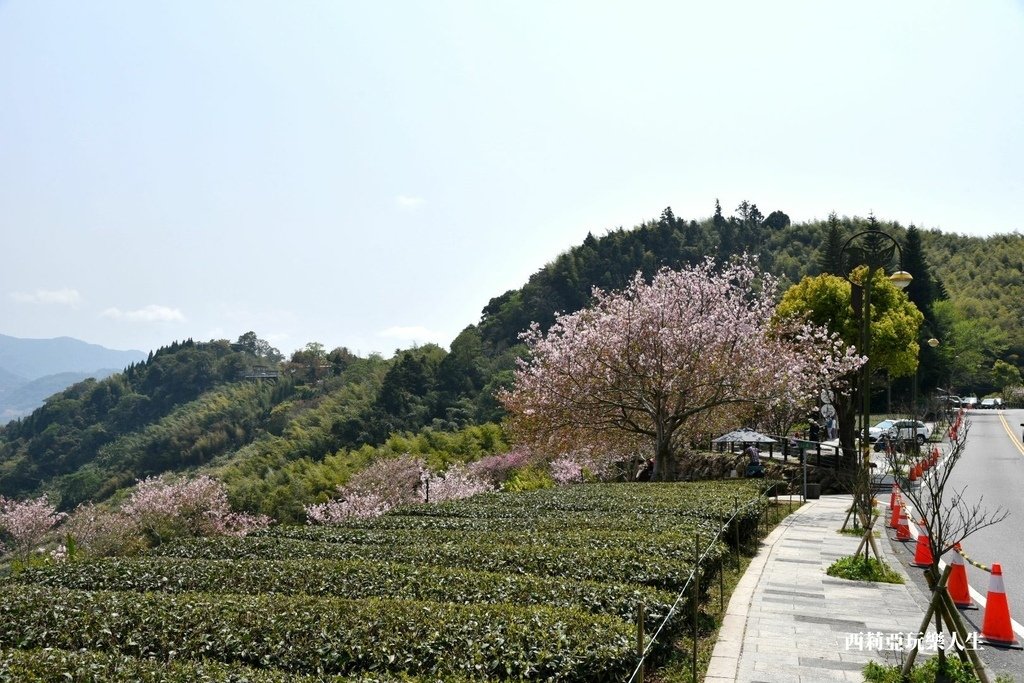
[{"left": 942, "top": 408, "right": 1024, "bottom": 679}]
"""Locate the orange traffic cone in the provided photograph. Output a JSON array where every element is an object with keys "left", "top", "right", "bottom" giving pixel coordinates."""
[
  {"left": 890, "top": 496, "right": 902, "bottom": 529},
  {"left": 889, "top": 482, "right": 899, "bottom": 509},
  {"left": 947, "top": 545, "right": 974, "bottom": 609},
  {"left": 909, "top": 465, "right": 918, "bottom": 482},
  {"left": 896, "top": 508, "right": 911, "bottom": 541},
  {"left": 981, "top": 564, "right": 1021, "bottom": 647},
  {"left": 911, "top": 531, "right": 933, "bottom": 567}
]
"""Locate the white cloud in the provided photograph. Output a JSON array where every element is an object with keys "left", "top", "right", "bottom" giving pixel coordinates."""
[
  {"left": 377, "top": 325, "right": 446, "bottom": 344},
  {"left": 101, "top": 304, "right": 186, "bottom": 323},
  {"left": 10, "top": 288, "right": 81, "bottom": 305},
  {"left": 396, "top": 195, "right": 425, "bottom": 208}
]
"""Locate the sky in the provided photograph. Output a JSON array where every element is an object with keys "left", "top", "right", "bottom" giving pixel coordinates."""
[{"left": 2, "top": 1, "right": 1022, "bottom": 357}]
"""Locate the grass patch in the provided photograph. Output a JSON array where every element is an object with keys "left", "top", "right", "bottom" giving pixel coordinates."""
[
  {"left": 837, "top": 527, "right": 880, "bottom": 537},
  {"left": 826, "top": 555, "right": 904, "bottom": 584},
  {"left": 653, "top": 501, "right": 799, "bottom": 682},
  {"left": 864, "top": 656, "right": 1013, "bottom": 682}
]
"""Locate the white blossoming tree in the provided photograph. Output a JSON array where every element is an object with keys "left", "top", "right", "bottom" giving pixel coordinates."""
[{"left": 500, "top": 259, "right": 863, "bottom": 481}]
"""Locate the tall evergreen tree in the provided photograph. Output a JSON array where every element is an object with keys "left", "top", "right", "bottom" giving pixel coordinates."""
[
  {"left": 902, "top": 225, "right": 939, "bottom": 318},
  {"left": 902, "top": 224, "right": 944, "bottom": 395},
  {"left": 817, "top": 212, "right": 846, "bottom": 275},
  {"left": 714, "top": 199, "right": 734, "bottom": 262}
]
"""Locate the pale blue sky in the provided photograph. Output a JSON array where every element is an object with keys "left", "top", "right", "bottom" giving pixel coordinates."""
[{"left": 2, "top": 1, "right": 1022, "bottom": 356}]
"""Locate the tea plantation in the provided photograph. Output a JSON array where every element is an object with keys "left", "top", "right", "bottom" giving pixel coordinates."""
[{"left": 1, "top": 481, "right": 768, "bottom": 681}]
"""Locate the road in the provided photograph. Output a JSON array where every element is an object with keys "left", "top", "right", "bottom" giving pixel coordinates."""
[{"left": 942, "top": 408, "right": 1024, "bottom": 678}]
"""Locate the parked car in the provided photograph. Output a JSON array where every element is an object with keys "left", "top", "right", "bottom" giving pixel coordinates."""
[
  {"left": 980, "top": 398, "right": 1003, "bottom": 410},
  {"left": 868, "top": 419, "right": 932, "bottom": 444},
  {"left": 868, "top": 419, "right": 897, "bottom": 442}
]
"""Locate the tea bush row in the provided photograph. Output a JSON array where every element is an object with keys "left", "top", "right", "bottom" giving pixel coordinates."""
[
  {"left": 396, "top": 482, "right": 767, "bottom": 521},
  {"left": 0, "top": 585, "right": 635, "bottom": 680},
  {"left": 151, "top": 535, "right": 726, "bottom": 592},
  {"left": 12, "top": 556, "right": 678, "bottom": 628},
  {"left": 262, "top": 524, "right": 717, "bottom": 560},
  {"left": 0, "top": 647, "right": 441, "bottom": 683}
]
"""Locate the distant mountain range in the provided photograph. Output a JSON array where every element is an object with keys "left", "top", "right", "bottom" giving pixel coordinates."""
[{"left": 0, "top": 334, "right": 146, "bottom": 423}]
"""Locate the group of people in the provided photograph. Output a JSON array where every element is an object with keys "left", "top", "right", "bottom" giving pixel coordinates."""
[{"left": 806, "top": 415, "right": 837, "bottom": 443}]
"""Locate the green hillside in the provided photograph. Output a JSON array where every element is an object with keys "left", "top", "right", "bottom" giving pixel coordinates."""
[{"left": 1, "top": 202, "right": 1020, "bottom": 518}]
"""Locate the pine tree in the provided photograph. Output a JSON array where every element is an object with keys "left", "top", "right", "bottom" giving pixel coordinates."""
[
  {"left": 714, "top": 199, "right": 734, "bottom": 262},
  {"left": 902, "top": 224, "right": 944, "bottom": 394},
  {"left": 902, "top": 225, "right": 938, "bottom": 318},
  {"left": 817, "top": 212, "right": 846, "bottom": 275}
]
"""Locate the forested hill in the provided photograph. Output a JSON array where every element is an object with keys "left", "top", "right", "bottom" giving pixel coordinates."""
[
  {"left": 476, "top": 203, "right": 1023, "bottom": 396},
  {"left": 0, "top": 334, "right": 509, "bottom": 520},
  {"left": 0, "top": 202, "right": 1020, "bottom": 520}
]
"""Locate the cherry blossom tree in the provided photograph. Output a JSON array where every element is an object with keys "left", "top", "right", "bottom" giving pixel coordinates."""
[
  {"left": 62, "top": 503, "right": 144, "bottom": 558},
  {"left": 122, "top": 475, "right": 271, "bottom": 545},
  {"left": 0, "top": 495, "right": 67, "bottom": 558},
  {"left": 500, "top": 259, "right": 863, "bottom": 480},
  {"left": 305, "top": 454, "right": 494, "bottom": 524}
]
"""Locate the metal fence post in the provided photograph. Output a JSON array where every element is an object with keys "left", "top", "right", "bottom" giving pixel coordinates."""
[
  {"left": 718, "top": 552, "right": 724, "bottom": 613},
  {"left": 636, "top": 602, "right": 645, "bottom": 681},
  {"left": 733, "top": 499, "right": 740, "bottom": 568},
  {"left": 692, "top": 532, "right": 700, "bottom": 681}
]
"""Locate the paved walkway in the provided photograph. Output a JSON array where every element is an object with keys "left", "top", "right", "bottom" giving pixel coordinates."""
[{"left": 705, "top": 494, "right": 934, "bottom": 682}]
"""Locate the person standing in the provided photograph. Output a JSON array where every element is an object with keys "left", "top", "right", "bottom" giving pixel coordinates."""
[
  {"left": 809, "top": 419, "right": 821, "bottom": 443},
  {"left": 744, "top": 443, "right": 764, "bottom": 478}
]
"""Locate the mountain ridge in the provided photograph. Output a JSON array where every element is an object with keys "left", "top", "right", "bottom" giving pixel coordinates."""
[
  {"left": 0, "top": 206, "right": 1020, "bottom": 518},
  {"left": 0, "top": 334, "right": 147, "bottom": 424}
]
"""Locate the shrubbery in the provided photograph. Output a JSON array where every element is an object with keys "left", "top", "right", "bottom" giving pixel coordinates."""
[
  {"left": 0, "top": 585, "right": 635, "bottom": 680},
  {"left": 3, "top": 478, "right": 768, "bottom": 681},
  {"left": 0, "top": 475, "right": 271, "bottom": 563}
]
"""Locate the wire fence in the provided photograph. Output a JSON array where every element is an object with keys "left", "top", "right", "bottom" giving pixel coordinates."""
[{"left": 625, "top": 496, "right": 770, "bottom": 683}]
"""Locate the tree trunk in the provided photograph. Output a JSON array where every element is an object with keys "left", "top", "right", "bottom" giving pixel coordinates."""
[
  {"left": 835, "top": 392, "right": 858, "bottom": 469},
  {"left": 654, "top": 426, "right": 674, "bottom": 481}
]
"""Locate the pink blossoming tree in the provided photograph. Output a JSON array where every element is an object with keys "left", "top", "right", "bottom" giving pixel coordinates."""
[
  {"left": 305, "top": 454, "right": 494, "bottom": 524},
  {"left": 0, "top": 494, "right": 67, "bottom": 558},
  {"left": 122, "top": 475, "right": 272, "bottom": 545},
  {"left": 500, "top": 259, "right": 864, "bottom": 480}
]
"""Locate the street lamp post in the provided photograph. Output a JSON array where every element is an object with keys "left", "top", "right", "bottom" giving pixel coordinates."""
[{"left": 839, "top": 218, "right": 911, "bottom": 541}]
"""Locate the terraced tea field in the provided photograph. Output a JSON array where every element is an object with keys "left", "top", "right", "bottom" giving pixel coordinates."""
[{"left": 1, "top": 481, "right": 768, "bottom": 682}]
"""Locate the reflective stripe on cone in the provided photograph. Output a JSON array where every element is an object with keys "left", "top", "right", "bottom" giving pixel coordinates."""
[{"left": 896, "top": 508, "right": 911, "bottom": 542}]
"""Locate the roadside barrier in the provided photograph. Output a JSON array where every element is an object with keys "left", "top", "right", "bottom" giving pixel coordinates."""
[
  {"left": 948, "top": 545, "right": 974, "bottom": 609},
  {"left": 889, "top": 496, "right": 901, "bottom": 529},
  {"left": 911, "top": 529, "right": 933, "bottom": 568},
  {"left": 981, "top": 564, "right": 1021, "bottom": 647},
  {"left": 894, "top": 496, "right": 1023, "bottom": 648},
  {"left": 896, "top": 507, "right": 911, "bottom": 541},
  {"left": 956, "top": 545, "right": 991, "bottom": 573}
]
